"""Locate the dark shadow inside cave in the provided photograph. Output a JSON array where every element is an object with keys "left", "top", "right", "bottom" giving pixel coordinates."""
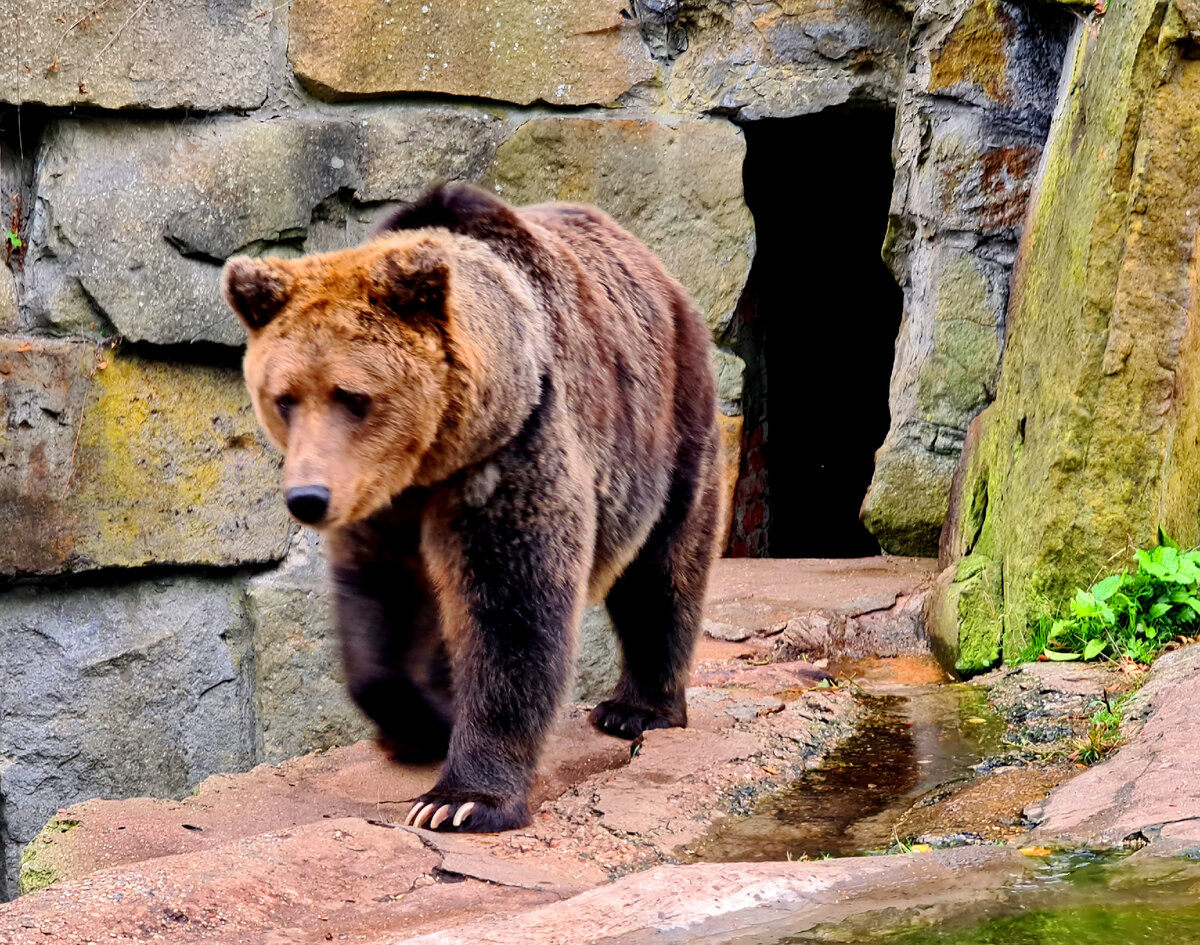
[{"left": 727, "top": 108, "right": 903, "bottom": 559}]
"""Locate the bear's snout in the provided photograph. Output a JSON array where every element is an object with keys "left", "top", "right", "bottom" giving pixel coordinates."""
[{"left": 286, "top": 485, "right": 331, "bottom": 525}]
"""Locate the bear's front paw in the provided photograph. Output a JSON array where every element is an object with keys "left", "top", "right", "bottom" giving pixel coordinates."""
[
  {"left": 589, "top": 699, "right": 685, "bottom": 740},
  {"left": 403, "top": 790, "right": 529, "bottom": 833}
]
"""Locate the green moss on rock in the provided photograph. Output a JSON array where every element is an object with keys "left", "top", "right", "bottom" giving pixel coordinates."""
[
  {"left": 933, "top": 0, "right": 1200, "bottom": 670},
  {"left": 17, "top": 818, "right": 80, "bottom": 897}
]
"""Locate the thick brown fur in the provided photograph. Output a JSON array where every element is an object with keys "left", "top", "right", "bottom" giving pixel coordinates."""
[{"left": 222, "top": 183, "right": 722, "bottom": 832}]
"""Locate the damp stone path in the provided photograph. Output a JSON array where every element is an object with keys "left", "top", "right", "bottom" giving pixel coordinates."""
[{"left": 5, "top": 562, "right": 1200, "bottom": 944}]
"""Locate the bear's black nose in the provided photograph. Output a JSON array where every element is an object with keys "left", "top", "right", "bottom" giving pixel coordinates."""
[{"left": 286, "top": 485, "right": 331, "bottom": 524}]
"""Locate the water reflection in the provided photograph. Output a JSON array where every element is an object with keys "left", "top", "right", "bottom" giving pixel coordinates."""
[{"left": 689, "top": 685, "right": 1006, "bottom": 862}]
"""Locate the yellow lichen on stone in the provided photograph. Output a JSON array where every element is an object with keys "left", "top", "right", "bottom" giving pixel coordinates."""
[
  {"left": 0, "top": 339, "right": 290, "bottom": 576},
  {"left": 17, "top": 817, "right": 79, "bottom": 897},
  {"left": 68, "top": 350, "right": 289, "bottom": 569},
  {"left": 932, "top": 0, "right": 1200, "bottom": 666},
  {"left": 929, "top": 0, "right": 1016, "bottom": 102}
]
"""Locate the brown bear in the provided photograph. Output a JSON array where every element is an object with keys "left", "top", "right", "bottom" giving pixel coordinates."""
[{"left": 221, "top": 182, "right": 722, "bottom": 832}]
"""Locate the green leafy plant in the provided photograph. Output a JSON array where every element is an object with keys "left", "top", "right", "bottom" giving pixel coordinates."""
[
  {"left": 5, "top": 230, "right": 20, "bottom": 250},
  {"left": 1075, "top": 692, "right": 1132, "bottom": 765},
  {"left": 1021, "top": 528, "right": 1200, "bottom": 664}
]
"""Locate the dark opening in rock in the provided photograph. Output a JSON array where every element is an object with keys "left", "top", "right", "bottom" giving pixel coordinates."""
[{"left": 728, "top": 108, "right": 902, "bottom": 559}]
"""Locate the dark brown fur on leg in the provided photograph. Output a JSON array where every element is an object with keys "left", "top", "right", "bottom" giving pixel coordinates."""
[
  {"left": 328, "top": 492, "right": 454, "bottom": 763},
  {"left": 592, "top": 439, "right": 722, "bottom": 739},
  {"left": 407, "top": 381, "right": 593, "bottom": 832}
]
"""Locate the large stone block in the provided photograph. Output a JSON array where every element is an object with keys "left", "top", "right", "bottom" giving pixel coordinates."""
[
  {"left": 0, "top": 573, "right": 255, "bottom": 898},
  {"left": 0, "top": 268, "right": 15, "bottom": 329},
  {"left": 289, "top": 0, "right": 657, "bottom": 106},
  {"left": 25, "top": 109, "right": 506, "bottom": 346},
  {"left": 864, "top": 0, "right": 1072, "bottom": 556},
  {"left": 245, "top": 535, "right": 373, "bottom": 765},
  {"left": 357, "top": 109, "right": 508, "bottom": 206},
  {"left": 484, "top": 116, "right": 755, "bottom": 337},
  {"left": 0, "top": 339, "right": 290, "bottom": 576},
  {"left": 934, "top": 0, "right": 1200, "bottom": 665},
  {"left": 2, "top": 0, "right": 274, "bottom": 110},
  {"left": 664, "top": 0, "right": 910, "bottom": 119},
  {"left": 573, "top": 606, "right": 621, "bottom": 704}
]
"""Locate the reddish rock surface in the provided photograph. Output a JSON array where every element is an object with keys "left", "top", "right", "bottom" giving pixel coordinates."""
[
  {"left": 704, "top": 557, "right": 938, "bottom": 659},
  {"left": 3, "top": 654, "right": 858, "bottom": 943},
  {"left": 1025, "top": 644, "right": 1200, "bottom": 854},
  {"left": 401, "top": 846, "right": 1034, "bottom": 945}
]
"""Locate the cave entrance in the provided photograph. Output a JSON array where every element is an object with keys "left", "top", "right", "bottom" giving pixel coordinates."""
[{"left": 727, "top": 108, "right": 902, "bottom": 559}]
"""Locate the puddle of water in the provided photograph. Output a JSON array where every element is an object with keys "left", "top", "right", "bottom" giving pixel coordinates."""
[
  {"left": 773, "top": 855, "right": 1200, "bottom": 945},
  {"left": 687, "top": 684, "right": 1006, "bottom": 862}
]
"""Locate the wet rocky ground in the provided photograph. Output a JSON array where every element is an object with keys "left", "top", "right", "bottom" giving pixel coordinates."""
[{"left": 4, "top": 557, "right": 1200, "bottom": 944}]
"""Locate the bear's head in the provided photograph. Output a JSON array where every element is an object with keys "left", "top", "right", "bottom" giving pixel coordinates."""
[{"left": 222, "top": 236, "right": 468, "bottom": 530}]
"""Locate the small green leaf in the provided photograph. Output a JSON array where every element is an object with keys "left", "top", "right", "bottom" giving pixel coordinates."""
[
  {"left": 1043, "top": 648, "right": 1082, "bottom": 661},
  {"left": 1083, "top": 639, "right": 1106, "bottom": 660},
  {"left": 1092, "top": 575, "right": 1123, "bottom": 602},
  {"left": 1149, "top": 602, "right": 1172, "bottom": 619}
]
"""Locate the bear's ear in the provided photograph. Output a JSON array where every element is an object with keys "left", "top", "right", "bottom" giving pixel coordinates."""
[
  {"left": 221, "top": 257, "right": 295, "bottom": 332},
  {"left": 368, "top": 246, "right": 450, "bottom": 323}
]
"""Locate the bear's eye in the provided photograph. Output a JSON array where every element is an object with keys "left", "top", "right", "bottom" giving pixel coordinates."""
[
  {"left": 334, "top": 387, "right": 371, "bottom": 421},
  {"left": 274, "top": 394, "right": 296, "bottom": 422}
]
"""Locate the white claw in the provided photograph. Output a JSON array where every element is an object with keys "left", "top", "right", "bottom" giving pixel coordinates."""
[
  {"left": 430, "top": 804, "right": 453, "bottom": 830},
  {"left": 452, "top": 802, "right": 476, "bottom": 828},
  {"left": 404, "top": 801, "right": 423, "bottom": 826},
  {"left": 412, "top": 803, "right": 437, "bottom": 830}
]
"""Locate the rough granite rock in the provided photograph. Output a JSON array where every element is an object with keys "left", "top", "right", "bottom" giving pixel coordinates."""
[
  {"left": 23, "top": 109, "right": 506, "bottom": 345},
  {"left": 22, "top": 110, "right": 753, "bottom": 351},
  {"left": 484, "top": 115, "right": 755, "bottom": 338},
  {"left": 0, "top": 268, "right": 15, "bottom": 328},
  {"left": 1025, "top": 644, "right": 1200, "bottom": 854},
  {"left": 0, "top": 573, "right": 255, "bottom": 900},
  {"left": 245, "top": 533, "right": 374, "bottom": 765},
  {"left": 0, "top": 339, "right": 291, "bottom": 576},
  {"left": 289, "top": 0, "right": 658, "bottom": 105},
  {"left": 402, "top": 848, "right": 1032, "bottom": 945},
  {"left": 933, "top": 0, "right": 1200, "bottom": 664},
  {"left": 861, "top": 0, "right": 1073, "bottom": 557},
  {"left": 1, "top": 0, "right": 275, "bottom": 110},
  {"left": 664, "top": 0, "right": 911, "bottom": 119},
  {"left": 573, "top": 607, "right": 622, "bottom": 704}
]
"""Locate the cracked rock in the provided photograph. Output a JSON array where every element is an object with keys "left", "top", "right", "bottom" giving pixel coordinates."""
[{"left": 23, "top": 109, "right": 506, "bottom": 346}]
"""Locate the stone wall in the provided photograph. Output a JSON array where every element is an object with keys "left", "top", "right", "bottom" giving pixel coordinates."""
[
  {"left": 0, "top": 0, "right": 1076, "bottom": 899},
  {"left": 860, "top": 0, "right": 1072, "bottom": 556},
  {"left": 931, "top": 0, "right": 1200, "bottom": 672}
]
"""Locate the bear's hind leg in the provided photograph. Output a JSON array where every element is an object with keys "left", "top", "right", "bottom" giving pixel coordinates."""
[{"left": 591, "top": 464, "right": 721, "bottom": 740}]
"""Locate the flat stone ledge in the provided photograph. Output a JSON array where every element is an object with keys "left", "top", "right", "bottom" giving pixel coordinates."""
[
  {"left": 2, "top": 0, "right": 274, "bottom": 110},
  {"left": 1024, "top": 644, "right": 1200, "bottom": 855},
  {"left": 704, "top": 557, "right": 940, "bottom": 659},
  {"left": 289, "top": 0, "right": 658, "bottom": 106},
  {"left": 404, "top": 847, "right": 1033, "bottom": 945}
]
